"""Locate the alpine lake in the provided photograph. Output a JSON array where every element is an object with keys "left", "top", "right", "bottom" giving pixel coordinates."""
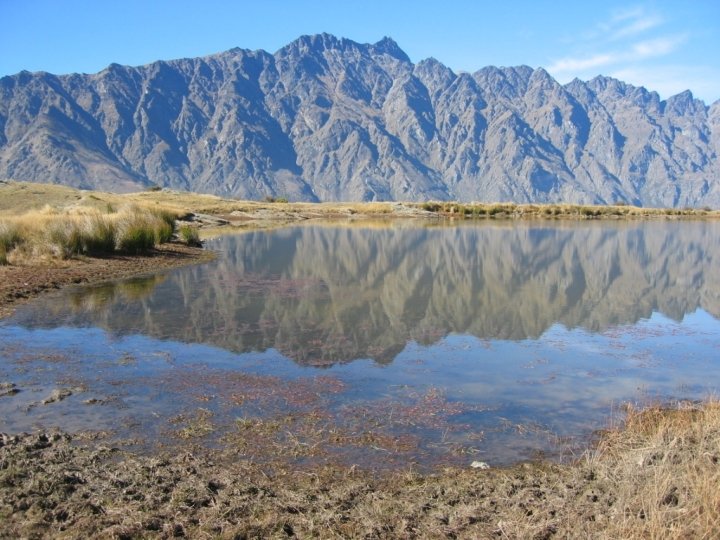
[{"left": 2, "top": 219, "right": 719, "bottom": 471}]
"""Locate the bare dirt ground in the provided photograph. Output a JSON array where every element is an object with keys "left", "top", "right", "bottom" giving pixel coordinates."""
[{"left": 1, "top": 401, "right": 718, "bottom": 539}]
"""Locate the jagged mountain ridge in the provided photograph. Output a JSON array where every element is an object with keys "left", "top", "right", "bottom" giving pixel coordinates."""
[{"left": 1, "top": 33, "right": 718, "bottom": 206}]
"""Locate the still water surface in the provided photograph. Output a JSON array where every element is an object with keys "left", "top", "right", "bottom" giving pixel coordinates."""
[{"left": 2, "top": 221, "right": 719, "bottom": 468}]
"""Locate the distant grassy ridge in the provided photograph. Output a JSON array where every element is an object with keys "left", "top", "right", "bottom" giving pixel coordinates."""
[
  {"left": 414, "top": 200, "right": 718, "bottom": 219},
  {"left": 0, "top": 181, "right": 397, "bottom": 217},
  {"left": 0, "top": 205, "right": 184, "bottom": 265},
  {"left": 0, "top": 181, "right": 717, "bottom": 232}
]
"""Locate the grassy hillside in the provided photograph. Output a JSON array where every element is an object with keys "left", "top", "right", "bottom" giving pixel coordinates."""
[{"left": 1, "top": 180, "right": 716, "bottom": 219}]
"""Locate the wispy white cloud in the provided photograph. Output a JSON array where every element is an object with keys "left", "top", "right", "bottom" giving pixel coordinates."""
[
  {"left": 549, "top": 54, "right": 615, "bottom": 73},
  {"left": 548, "top": 34, "right": 685, "bottom": 75},
  {"left": 631, "top": 35, "right": 686, "bottom": 58},
  {"left": 609, "top": 13, "right": 663, "bottom": 40},
  {"left": 545, "top": 5, "right": 710, "bottom": 96},
  {"left": 544, "top": 4, "right": 718, "bottom": 102},
  {"left": 588, "top": 6, "right": 662, "bottom": 41},
  {"left": 609, "top": 6, "right": 646, "bottom": 23}
]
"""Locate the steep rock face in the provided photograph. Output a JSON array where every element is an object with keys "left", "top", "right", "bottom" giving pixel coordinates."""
[{"left": 0, "top": 33, "right": 718, "bottom": 206}]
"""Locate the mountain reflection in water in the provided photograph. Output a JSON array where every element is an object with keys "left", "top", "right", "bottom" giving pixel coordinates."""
[{"left": 10, "top": 221, "right": 720, "bottom": 367}]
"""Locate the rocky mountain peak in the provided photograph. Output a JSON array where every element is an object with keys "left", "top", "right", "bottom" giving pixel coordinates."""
[
  {"left": 528, "top": 67, "right": 554, "bottom": 85},
  {"left": 587, "top": 75, "right": 628, "bottom": 96},
  {"left": 371, "top": 36, "right": 411, "bottom": 63},
  {"left": 664, "top": 89, "right": 704, "bottom": 117}
]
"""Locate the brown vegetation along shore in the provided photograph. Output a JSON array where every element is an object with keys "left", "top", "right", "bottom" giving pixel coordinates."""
[
  {"left": 1, "top": 181, "right": 718, "bottom": 226},
  {"left": 414, "top": 200, "right": 719, "bottom": 219},
  {"left": 0, "top": 400, "right": 717, "bottom": 538}
]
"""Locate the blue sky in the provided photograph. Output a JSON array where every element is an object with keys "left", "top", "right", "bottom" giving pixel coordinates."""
[{"left": 1, "top": 0, "right": 718, "bottom": 103}]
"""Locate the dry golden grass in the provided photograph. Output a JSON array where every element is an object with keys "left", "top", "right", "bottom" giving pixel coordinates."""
[
  {"left": 0, "top": 204, "right": 183, "bottom": 263},
  {"left": 0, "top": 181, "right": 94, "bottom": 214},
  {"left": 0, "top": 181, "right": 190, "bottom": 216},
  {"left": 0, "top": 181, "right": 397, "bottom": 219},
  {"left": 4, "top": 181, "right": 715, "bottom": 224},
  {"left": 220, "top": 399, "right": 720, "bottom": 538},
  {"left": 586, "top": 400, "right": 720, "bottom": 538},
  {"left": 415, "top": 200, "right": 719, "bottom": 219}
]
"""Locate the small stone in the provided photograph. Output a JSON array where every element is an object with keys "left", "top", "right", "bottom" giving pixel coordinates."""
[
  {"left": 470, "top": 461, "right": 490, "bottom": 469},
  {"left": 42, "top": 388, "right": 73, "bottom": 405},
  {"left": 0, "top": 383, "right": 20, "bottom": 397}
]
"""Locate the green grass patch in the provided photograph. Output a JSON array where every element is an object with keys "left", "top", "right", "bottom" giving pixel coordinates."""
[
  {"left": 0, "top": 222, "right": 23, "bottom": 265},
  {"left": 179, "top": 225, "right": 202, "bottom": 247},
  {"left": 47, "top": 216, "right": 117, "bottom": 258},
  {"left": 83, "top": 216, "right": 116, "bottom": 254},
  {"left": 117, "top": 218, "right": 157, "bottom": 254}
]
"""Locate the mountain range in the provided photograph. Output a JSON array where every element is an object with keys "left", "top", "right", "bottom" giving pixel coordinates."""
[{"left": 1, "top": 33, "right": 718, "bottom": 207}]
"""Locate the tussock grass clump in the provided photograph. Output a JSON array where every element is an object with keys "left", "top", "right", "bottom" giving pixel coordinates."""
[
  {"left": 115, "top": 207, "right": 178, "bottom": 254},
  {"left": 486, "top": 203, "right": 506, "bottom": 216},
  {"left": 154, "top": 209, "right": 178, "bottom": 243},
  {"left": 46, "top": 214, "right": 117, "bottom": 258},
  {"left": 0, "top": 205, "right": 181, "bottom": 263},
  {"left": 0, "top": 222, "right": 23, "bottom": 250},
  {"left": 103, "top": 207, "right": 176, "bottom": 253},
  {"left": 84, "top": 215, "right": 117, "bottom": 254},
  {"left": 0, "top": 222, "right": 23, "bottom": 265},
  {"left": 116, "top": 221, "right": 156, "bottom": 254},
  {"left": 47, "top": 222, "right": 84, "bottom": 258},
  {"left": 421, "top": 201, "right": 442, "bottom": 212},
  {"left": 46, "top": 212, "right": 117, "bottom": 259},
  {"left": 179, "top": 225, "right": 202, "bottom": 247},
  {"left": 580, "top": 206, "right": 600, "bottom": 217}
]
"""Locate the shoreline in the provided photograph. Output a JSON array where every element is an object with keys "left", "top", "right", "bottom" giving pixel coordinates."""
[
  {"left": 0, "top": 243, "right": 213, "bottom": 320},
  {"left": 1, "top": 181, "right": 718, "bottom": 224},
  {"left": 5, "top": 203, "right": 714, "bottom": 323}
]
